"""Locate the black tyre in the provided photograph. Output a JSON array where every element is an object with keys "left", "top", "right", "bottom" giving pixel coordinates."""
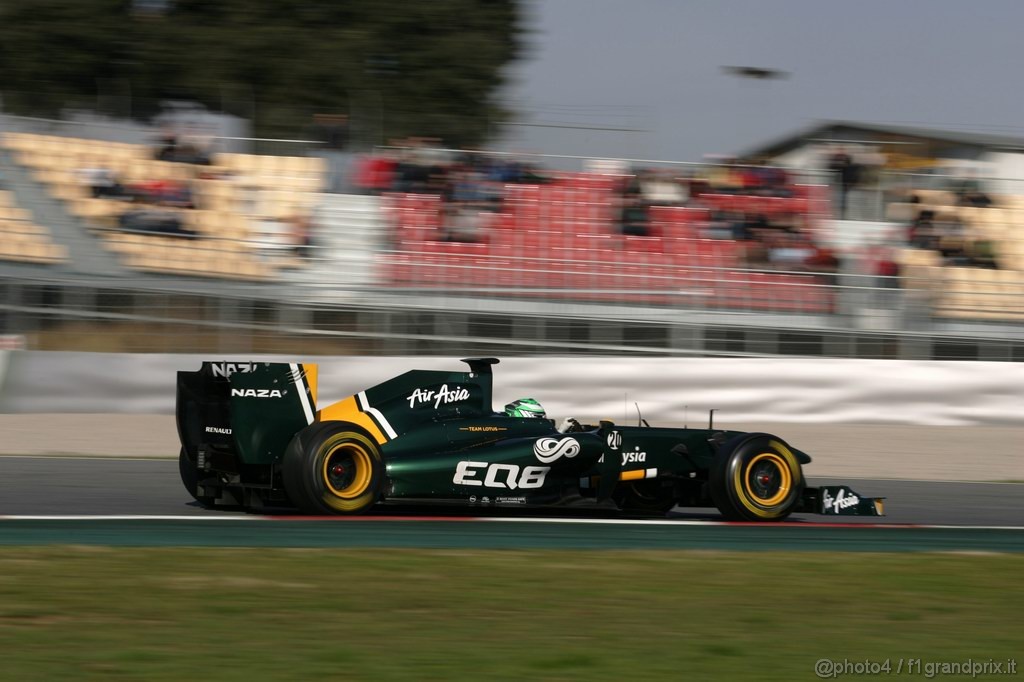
[
  {"left": 709, "top": 434, "right": 804, "bottom": 522},
  {"left": 282, "top": 422, "right": 384, "bottom": 515},
  {"left": 615, "top": 480, "right": 678, "bottom": 516},
  {"left": 178, "top": 448, "right": 217, "bottom": 507}
]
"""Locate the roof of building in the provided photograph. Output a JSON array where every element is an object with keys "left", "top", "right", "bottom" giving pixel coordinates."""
[{"left": 742, "top": 120, "right": 1024, "bottom": 159}]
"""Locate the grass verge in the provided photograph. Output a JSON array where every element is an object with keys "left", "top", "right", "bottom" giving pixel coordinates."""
[{"left": 0, "top": 548, "right": 1020, "bottom": 681}]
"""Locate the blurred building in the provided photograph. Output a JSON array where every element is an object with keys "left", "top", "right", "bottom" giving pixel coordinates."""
[{"left": 745, "top": 120, "right": 1024, "bottom": 193}]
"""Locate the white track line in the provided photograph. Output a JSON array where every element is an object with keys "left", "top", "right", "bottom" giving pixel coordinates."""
[
  {"left": 922, "top": 525, "right": 1024, "bottom": 531},
  {"left": 811, "top": 476, "right": 1024, "bottom": 486},
  {"left": 0, "top": 515, "right": 257, "bottom": 521},
  {"left": 477, "top": 517, "right": 1024, "bottom": 530},
  {"left": 0, "top": 455, "right": 174, "bottom": 461},
  {"left": 0, "top": 514, "right": 1022, "bottom": 530}
]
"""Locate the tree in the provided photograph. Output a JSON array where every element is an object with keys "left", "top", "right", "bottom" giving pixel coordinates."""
[{"left": 0, "top": 0, "right": 524, "bottom": 146}]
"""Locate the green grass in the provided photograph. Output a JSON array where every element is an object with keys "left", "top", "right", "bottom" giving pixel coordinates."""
[{"left": 0, "top": 549, "right": 1020, "bottom": 681}]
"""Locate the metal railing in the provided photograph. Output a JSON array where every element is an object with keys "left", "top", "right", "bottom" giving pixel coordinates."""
[
  {"left": 1, "top": 264, "right": 1021, "bottom": 359},
  {"left": 0, "top": 113, "right": 327, "bottom": 157}
]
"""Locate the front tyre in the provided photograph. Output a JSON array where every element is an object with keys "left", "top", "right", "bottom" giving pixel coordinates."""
[
  {"left": 709, "top": 434, "right": 804, "bottom": 521},
  {"left": 282, "top": 422, "right": 384, "bottom": 515}
]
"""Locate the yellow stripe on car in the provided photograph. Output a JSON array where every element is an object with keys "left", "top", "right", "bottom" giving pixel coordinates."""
[
  {"left": 619, "top": 468, "right": 657, "bottom": 482},
  {"left": 318, "top": 395, "right": 388, "bottom": 445}
]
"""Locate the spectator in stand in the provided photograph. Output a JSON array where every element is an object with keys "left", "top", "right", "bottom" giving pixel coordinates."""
[
  {"left": 805, "top": 244, "right": 841, "bottom": 283},
  {"left": 640, "top": 169, "right": 687, "bottom": 205},
  {"left": 968, "top": 238, "right": 998, "bottom": 268},
  {"left": 77, "top": 162, "right": 126, "bottom": 199},
  {"left": 741, "top": 238, "right": 770, "bottom": 267},
  {"left": 154, "top": 127, "right": 211, "bottom": 165},
  {"left": 767, "top": 233, "right": 816, "bottom": 269},
  {"left": 358, "top": 142, "right": 553, "bottom": 201},
  {"left": 686, "top": 172, "right": 712, "bottom": 200},
  {"left": 759, "top": 162, "right": 791, "bottom": 197},
  {"left": 484, "top": 155, "right": 519, "bottom": 184},
  {"left": 872, "top": 246, "right": 901, "bottom": 288},
  {"left": 131, "top": 178, "right": 194, "bottom": 209},
  {"left": 619, "top": 194, "right": 649, "bottom": 236},
  {"left": 309, "top": 113, "right": 350, "bottom": 150},
  {"left": 703, "top": 156, "right": 744, "bottom": 192},
  {"left": 353, "top": 148, "right": 396, "bottom": 195},
  {"left": 394, "top": 144, "right": 432, "bottom": 193},
  {"left": 705, "top": 210, "right": 738, "bottom": 240},
  {"left": 155, "top": 127, "right": 178, "bottom": 161},
  {"left": 466, "top": 156, "right": 504, "bottom": 207},
  {"left": 118, "top": 199, "right": 196, "bottom": 238},
  {"left": 935, "top": 214, "right": 966, "bottom": 263},
  {"left": 158, "top": 178, "right": 194, "bottom": 208},
  {"left": 425, "top": 163, "right": 452, "bottom": 200},
  {"left": 442, "top": 201, "right": 485, "bottom": 242},
  {"left": 952, "top": 170, "right": 993, "bottom": 208},
  {"left": 738, "top": 161, "right": 766, "bottom": 194},
  {"left": 451, "top": 167, "right": 488, "bottom": 204},
  {"left": 909, "top": 209, "right": 938, "bottom": 250},
  {"left": 740, "top": 213, "right": 772, "bottom": 240},
  {"left": 498, "top": 157, "right": 548, "bottom": 185},
  {"left": 828, "top": 147, "right": 861, "bottom": 219},
  {"left": 855, "top": 148, "right": 885, "bottom": 189},
  {"left": 287, "top": 212, "right": 316, "bottom": 260}
]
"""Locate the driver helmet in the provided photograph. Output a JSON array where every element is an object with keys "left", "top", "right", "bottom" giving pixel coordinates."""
[{"left": 504, "top": 398, "right": 546, "bottom": 419}]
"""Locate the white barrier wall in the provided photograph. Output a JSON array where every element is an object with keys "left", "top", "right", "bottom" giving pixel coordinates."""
[{"left": 1, "top": 352, "right": 1023, "bottom": 426}]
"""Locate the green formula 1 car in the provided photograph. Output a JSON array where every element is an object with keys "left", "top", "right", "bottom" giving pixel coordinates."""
[{"left": 176, "top": 358, "right": 884, "bottom": 521}]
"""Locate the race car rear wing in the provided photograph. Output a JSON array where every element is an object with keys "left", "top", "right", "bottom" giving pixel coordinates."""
[{"left": 176, "top": 362, "right": 318, "bottom": 466}]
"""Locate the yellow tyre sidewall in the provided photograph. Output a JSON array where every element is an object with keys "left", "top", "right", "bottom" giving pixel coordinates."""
[
  {"left": 731, "top": 440, "right": 802, "bottom": 520},
  {"left": 314, "top": 430, "right": 381, "bottom": 513}
]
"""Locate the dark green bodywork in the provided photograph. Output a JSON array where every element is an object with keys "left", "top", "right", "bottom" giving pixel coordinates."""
[{"left": 177, "top": 358, "right": 885, "bottom": 517}]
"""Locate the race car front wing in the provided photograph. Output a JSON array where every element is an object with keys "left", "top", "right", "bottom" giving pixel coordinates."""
[{"left": 799, "top": 485, "right": 885, "bottom": 516}]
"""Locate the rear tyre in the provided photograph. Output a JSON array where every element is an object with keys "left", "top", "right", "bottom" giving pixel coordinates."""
[
  {"left": 282, "top": 422, "right": 384, "bottom": 515},
  {"left": 178, "top": 448, "right": 217, "bottom": 507},
  {"left": 709, "top": 434, "right": 804, "bottom": 522}
]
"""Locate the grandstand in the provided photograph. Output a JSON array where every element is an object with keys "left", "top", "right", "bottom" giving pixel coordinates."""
[
  {"left": 0, "top": 116, "right": 1022, "bottom": 360},
  {"left": 2, "top": 132, "right": 327, "bottom": 280},
  {"left": 381, "top": 179, "right": 835, "bottom": 313},
  {"left": 0, "top": 188, "right": 67, "bottom": 264},
  {"left": 890, "top": 190, "right": 1024, "bottom": 322}
]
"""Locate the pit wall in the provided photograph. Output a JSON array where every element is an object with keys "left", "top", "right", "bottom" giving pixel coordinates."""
[
  {"left": 1, "top": 353, "right": 1022, "bottom": 481},
  {"left": 2, "top": 352, "right": 1022, "bottom": 426}
]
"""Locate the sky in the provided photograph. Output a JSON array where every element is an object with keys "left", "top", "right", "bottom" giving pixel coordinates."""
[{"left": 499, "top": 0, "right": 1024, "bottom": 162}]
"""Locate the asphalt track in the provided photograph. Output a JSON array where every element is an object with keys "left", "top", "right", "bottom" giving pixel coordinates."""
[{"left": 1, "top": 456, "right": 1022, "bottom": 550}]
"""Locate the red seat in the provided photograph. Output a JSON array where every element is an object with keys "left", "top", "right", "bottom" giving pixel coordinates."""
[{"left": 623, "top": 235, "right": 663, "bottom": 253}]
